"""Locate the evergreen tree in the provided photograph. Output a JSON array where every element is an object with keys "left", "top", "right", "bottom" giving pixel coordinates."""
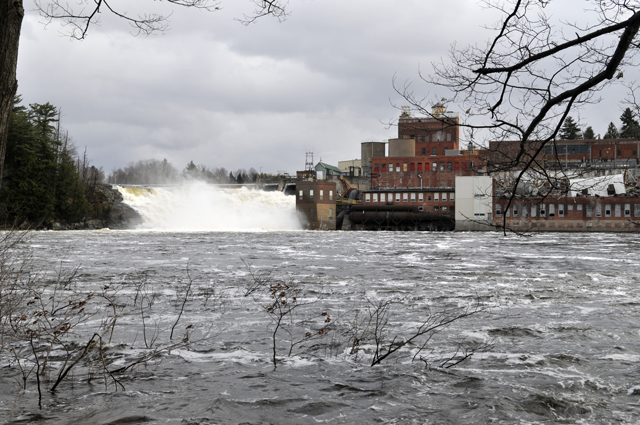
[
  {"left": 1, "top": 98, "right": 90, "bottom": 226},
  {"left": 559, "top": 116, "right": 582, "bottom": 140},
  {"left": 183, "top": 160, "right": 199, "bottom": 179},
  {"left": 619, "top": 107, "right": 640, "bottom": 138},
  {"left": 603, "top": 122, "right": 620, "bottom": 139},
  {"left": 55, "top": 140, "right": 89, "bottom": 222},
  {"left": 583, "top": 126, "right": 596, "bottom": 140}
]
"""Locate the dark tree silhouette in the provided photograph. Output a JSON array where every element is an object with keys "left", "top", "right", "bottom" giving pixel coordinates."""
[
  {"left": 559, "top": 117, "right": 582, "bottom": 140},
  {"left": 603, "top": 122, "right": 621, "bottom": 139}
]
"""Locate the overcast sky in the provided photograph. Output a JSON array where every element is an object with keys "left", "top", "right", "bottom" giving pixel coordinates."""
[{"left": 15, "top": 0, "right": 638, "bottom": 175}]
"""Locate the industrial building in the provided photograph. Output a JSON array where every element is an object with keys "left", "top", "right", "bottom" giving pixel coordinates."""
[{"left": 296, "top": 104, "right": 640, "bottom": 232}]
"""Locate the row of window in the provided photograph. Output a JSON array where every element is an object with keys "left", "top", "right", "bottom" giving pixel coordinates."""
[
  {"left": 365, "top": 192, "right": 455, "bottom": 203},
  {"left": 373, "top": 162, "right": 476, "bottom": 173},
  {"left": 299, "top": 189, "right": 334, "bottom": 201},
  {"left": 420, "top": 146, "right": 450, "bottom": 156},
  {"left": 496, "top": 203, "right": 640, "bottom": 218}
]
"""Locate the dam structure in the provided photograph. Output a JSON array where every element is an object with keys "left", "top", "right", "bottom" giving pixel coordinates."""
[{"left": 114, "top": 182, "right": 301, "bottom": 231}]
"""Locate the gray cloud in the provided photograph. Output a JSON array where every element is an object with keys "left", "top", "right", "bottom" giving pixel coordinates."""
[{"left": 15, "top": 0, "right": 637, "bottom": 174}]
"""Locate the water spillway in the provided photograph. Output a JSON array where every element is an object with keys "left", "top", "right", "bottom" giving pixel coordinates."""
[{"left": 114, "top": 182, "right": 301, "bottom": 231}]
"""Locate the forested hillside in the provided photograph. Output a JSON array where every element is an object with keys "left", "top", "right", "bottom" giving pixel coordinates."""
[{"left": 0, "top": 97, "right": 102, "bottom": 228}]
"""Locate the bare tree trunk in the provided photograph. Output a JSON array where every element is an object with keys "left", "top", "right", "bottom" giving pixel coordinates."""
[{"left": 0, "top": 0, "right": 24, "bottom": 189}]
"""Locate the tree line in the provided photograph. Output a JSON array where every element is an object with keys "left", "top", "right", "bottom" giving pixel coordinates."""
[
  {"left": 559, "top": 107, "right": 640, "bottom": 141},
  {"left": 107, "top": 159, "right": 265, "bottom": 185},
  {"left": 0, "top": 97, "right": 104, "bottom": 227}
]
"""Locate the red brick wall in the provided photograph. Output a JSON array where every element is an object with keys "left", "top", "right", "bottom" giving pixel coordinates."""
[
  {"left": 362, "top": 189, "right": 455, "bottom": 213},
  {"left": 370, "top": 155, "right": 479, "bottom": 189}
]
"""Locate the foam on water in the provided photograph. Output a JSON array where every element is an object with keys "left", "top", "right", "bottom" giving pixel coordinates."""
[{"left": 114, "top": 182, "right": 302, "bottom": 231}]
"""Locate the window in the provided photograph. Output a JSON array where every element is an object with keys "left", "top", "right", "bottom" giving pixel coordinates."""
[
  {"left": 428, "top": 195, "right": 432, "bottom": 201},
  {"left": 411, "top": 193, "right": 416, "bottom": 202},
  {"left": 496, "top": 205, "right": 502, "bottom": 215},
  {"left": 540, "top": 205, "right": 546, "bottom": 217},
  {"left": 329, "top": 190, "right": 333, "bottom": 201},
  {"left": 568, "top": 204, "right": 574, "bottom": 211},
  {"left": 635, "top": 204, "right": 640, "bottom": 217},
  {"left": 615, "top": 204, "right": 621, "bottom": 218},
  {"left": 396, "top": 163, "right": 400, "bottom": 172},
  {"left": 605, "top": 205, "right": 611, "bottom": 217},
  {"left": 425, "top": 163, "right": 430, "bottom": 171},
  {"left": 455, "top": 162, "right": 460, "bottom": 171},
  {"left": 595, "top": 204, "right": 602, "bottom": 218},
  {"left": 434, "top": 193, "right": 440, "bottom": 201},
  {"left": 462, "top": 162, "right": 468, "bottom": 171},
  {"left": 309, "top": 190, "right": 314, "bottom": 199},
  {"left": 373, "top": 193, "right": 378, "bottom": 203},
  {"left": 447, "top": 162, "right": 452, "bottom": 172},
  {"left": 442, "top": 206, "right": 447, "bottom": 211},
  {"left": 382, "top": 163, "right": 387, "bottom": 172},
  {"left": 549, "top": 204, "right": 555, "bottom": 217},
  {"left": 531, "top": 205, "right": 537, "bottom": 217},
  {"left": 418, "top": 193, "right": 424, "bottom": 202},
  {"left": 618, "top": 150, "right": 622, "bottom": 156},
  {"left": 625, "top": 204, "right": 631, "bottom": 217},
  {"left": 410, "top": 163, "right": 415, "bottom": 171},
  {"left": 395, "top": 193, "right": 401, "bottom": 202},
  {"left": 299, "top": 190, "right": 303, "bottom": 200},
  {"left": 432, "top": 147, "right": 437, "bottom": 155},
  {"left": 587, "top": 204, "right": 593, "bottom": 218},
  {"left": 442, "top": 193, "right": 447, "bottom": 201},
  {"left": 450, "top": 192, "right": 455, "bottom": 201},
  {"left": 329, "top": 208, "right": 333, "bottom": 218},
  {"left": 432, "top": 163, "right": 437, "bottom": 171},
  {"left": 374, "top": 165, "right": 379, "bottom": 172},
  {"left": 444, "top": 147, "right": 449, "bottom": 153},
  {"left": 439, "top": 162, "right": 445, "bottom": 171},
  {"left": 513, "top": 205, "right": 519, "bottom": 217},
  {"left": 522, "top": 205, "right": 528, "bottom": 217},
  {"left": 558, "top": 204, "right": 564, "bottom": 217},
  {"left": 389, "top": 163, "right": 393, "bottom": 172},
  {"left": 403, "top": 193, "right": 409, "bottom": 202},
  {"left": 418, "top": 163, "right": 422, "bottom": 172},
  {"left": 577, "top": 204, "right": 583, "bottom": 211},
  {"left": 380, "top": 193, "right": 386, "bottom": 203},
  {"left": 320, "top": 190, "right": 324, "bottom": 200},
  {"left": 403, "top": 163, "right": 408, "bottom": 172},
  {"left": 365, "top": 193, "right": 370, "bottom": 202},
  {"left": 421, "top": 148, "right": 426, "bottom": 155}
]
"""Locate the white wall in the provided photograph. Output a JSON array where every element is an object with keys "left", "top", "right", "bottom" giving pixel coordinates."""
[{"left": 455, "top": 176, "right": 494, "bottom": 231}]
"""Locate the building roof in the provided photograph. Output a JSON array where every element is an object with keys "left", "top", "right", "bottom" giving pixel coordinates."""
[{"left": 316, "top": 162, "right": 341, "bottom": 173}]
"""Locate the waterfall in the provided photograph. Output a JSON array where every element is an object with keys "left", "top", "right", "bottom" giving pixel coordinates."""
[{"left": 114, "top": 182, "right": 301, "bottom": 231}]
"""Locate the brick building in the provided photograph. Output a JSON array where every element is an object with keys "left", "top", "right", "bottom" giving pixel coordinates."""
[
  {"left": 346, "top": 105, "right": 481, "bottom": 230},
  {"left": 296, "top": 181, "right": 337, "bottom": 230},
  {"left": 487, "top": 138, "right": 640, "bottom": 171},
  {"left": 492, "top": 196, "right": 640, "bottom": 232}
]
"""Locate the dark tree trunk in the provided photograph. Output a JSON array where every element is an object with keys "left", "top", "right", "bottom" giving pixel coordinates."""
[{"left": 0, "top": 0, "right": 24, "bottom": 188}]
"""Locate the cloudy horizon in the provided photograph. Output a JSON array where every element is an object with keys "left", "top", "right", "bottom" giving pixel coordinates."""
[{"left": 15, "top": 0, "right": 638, "bottom": 176}]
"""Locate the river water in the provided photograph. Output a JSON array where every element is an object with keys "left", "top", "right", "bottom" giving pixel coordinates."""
[{"left": 2, "top": 186, "right": 640, "bottom": 424}]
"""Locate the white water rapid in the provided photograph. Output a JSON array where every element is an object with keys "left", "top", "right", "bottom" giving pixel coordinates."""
[{"left": 114, "top": 182, "right": 301, "bottom": 231}]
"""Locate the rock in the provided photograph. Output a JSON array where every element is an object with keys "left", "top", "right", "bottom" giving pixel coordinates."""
[{"left": 94, "top": 184, "right": 143, "bottom": 229}]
